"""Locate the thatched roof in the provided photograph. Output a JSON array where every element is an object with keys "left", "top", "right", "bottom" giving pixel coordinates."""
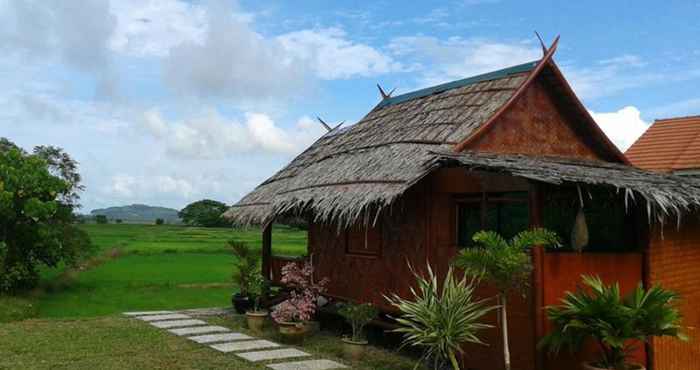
[
  {"left": 224, "top": 44, "right": 700, "bottom": 227},
  {"left": 427, "top": 151, "right": 700, "bottom": 223},
  {"left": 225, "top": 60, "right": 535, "bottom": 227}
]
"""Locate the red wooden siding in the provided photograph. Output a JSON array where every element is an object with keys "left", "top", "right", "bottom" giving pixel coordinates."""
[
  {"left": 466, "top": 77, "right": 604, "bottom": 160},
  {"left": 541, "top": 252, "right": 645, "bottom": 369},
  {"left": 648, "top": 216, "right": 700, "bottom": 370},
  {"left": 427, "top": 169, "right": 536, "bottom": 370},
  {"left": 308, "top": 182, "right": 430, "bottom": 310}
]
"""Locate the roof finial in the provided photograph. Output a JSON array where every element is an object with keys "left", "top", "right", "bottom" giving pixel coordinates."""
[
  {"left": 316, "top": 116, "right": 332, "bottom": 132},
  {"left": 377, "top": 84, "right": 396, "bottom": 100},
  {"left": 534, "top": 31, "right": 547, "bottom": 55},
  {"left": 316, "top": 116, "right": 345, "bottom": 133}
]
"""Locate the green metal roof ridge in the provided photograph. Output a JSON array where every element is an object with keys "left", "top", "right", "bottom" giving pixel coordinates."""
[{"left": 377, "top": 60, "right": 539, "bottom": 108}]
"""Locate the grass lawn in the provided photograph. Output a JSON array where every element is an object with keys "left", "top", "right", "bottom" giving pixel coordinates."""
[
  {"left": 1, "top": 223, "right": 308, "bottom": 320},
  {"left": 0, "top": 314, "right": 423, "bottom": 370}
]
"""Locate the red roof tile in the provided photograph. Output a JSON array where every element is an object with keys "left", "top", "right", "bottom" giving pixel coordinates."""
[{"left": 626, "top": 115, "right": 700, "bottom": 172}]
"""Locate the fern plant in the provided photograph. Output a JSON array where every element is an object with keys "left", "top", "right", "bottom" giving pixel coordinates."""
[
  {"left": 539, "top": 275, "right": 686, "bottom": 369},
  {"left": 453, "top": 228, "right": 560, "bottom": 370},
  {"left": 230, "top": 240, "right": 258, "bottom": 296},
  {"left": 385, "top": 265, "right": 496, "bottom": 370}
]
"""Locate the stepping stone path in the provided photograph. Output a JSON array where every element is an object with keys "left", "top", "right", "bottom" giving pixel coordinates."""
[
  {"left": 211, "top": 339, "right": 280, "bottom": 353},
  {"left": 189, "top": 332, "right": 252, "bottom": 344},
  {"left": 123, "top": 310, "right": 348, "bottom": 370},
  {"left": 150, "top": 319, "right": 206, "bottom": 329},
  {"left": 268, "top": 360, "right": 349, "bottom": 370}
]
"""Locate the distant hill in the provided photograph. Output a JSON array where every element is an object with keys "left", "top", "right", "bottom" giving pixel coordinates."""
[{"left": 90, "top": 204, "right": 181, "bottom": 223}]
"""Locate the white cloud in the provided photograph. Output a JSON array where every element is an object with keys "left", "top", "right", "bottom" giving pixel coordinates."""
[
  {"left": 647, "top": 98, "right": 700, "bottom": 119},
  {"left": 561, "top": 55, "right": 663, "bottom": 101},
  {"left": 162, "top": 0, "right": 309, "bottom": 100},
  {"left": 108, "top": 0, "right": 207, "bottom": 57},
  {"left": 0, "top": 0, "right": 116, "bottom": 70},
  {"left": 387, "top": 36, "right": 540, "bottom": 86},
  {"left": 590, "top": 106, "right": 650, "bottom": 151},
  {"left": 0, "top": 0, "right": 118, "bottom": 96},
  {"left": 140, "top": 109, "right": 325, "bottom": 159},
  {"left": 277, "top": 28, "right": 403, "bottom": 80},
  {"left": 103, "top": 174, "right": 194, "bottom": 200}
]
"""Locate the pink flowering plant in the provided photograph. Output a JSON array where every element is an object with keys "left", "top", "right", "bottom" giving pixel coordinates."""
[{"left": 271, "top": 261, "right": 329, "bottom": 323}]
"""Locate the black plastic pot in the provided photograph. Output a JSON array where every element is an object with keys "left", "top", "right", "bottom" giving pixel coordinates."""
[{"left": 231, "top": 293, "right": 252, "bottom": 314}]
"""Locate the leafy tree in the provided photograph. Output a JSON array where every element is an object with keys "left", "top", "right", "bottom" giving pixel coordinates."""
[
  {"left": 386, "top": 265, "right": 496, "bottom": 370},
  {"left": 155, "top": 218, "right": 164, "bottom": 225},
  {"left": 539, "top": 275, "right": 686, "bottom": 369},
  {"left": 179, "top": 199, "right": 230, "bottom": 227},
  {"left": 95, "top": 215, "right": 108, "bottom": 224},
  {"left": 115, "top": 219, "right": 123, "bottom": 224},
  {"left": 453, "top": 228, "right": 560, "bottom": 370},
  {"left": 0, "top": 139, "right": 94, "bottom": 293}
]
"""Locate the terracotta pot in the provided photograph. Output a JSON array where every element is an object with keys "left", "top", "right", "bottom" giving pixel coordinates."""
[
  {"left": 341, "top": 338, "right": 368, "bottom": 361},
  {"left": 245, "top": 310, "right": 268, "bottom": 333},
  {"left": 277, "top": 321, "right": 310, "bottom": 343},
  {"left": 232, "top": 293, "right": 251, "bottom": 314},
  {"left": 582, "top": 362, "right": 646, "bottom": 370}
]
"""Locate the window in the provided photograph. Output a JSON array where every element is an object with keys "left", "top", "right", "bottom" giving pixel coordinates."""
[
  {"left": 457, "top": 192, "right": 529, "bottom": 247},
  {"left": 543, "top": 187, "right": 634, "bottom": 252},
  {"left": 346, "top": 224, "right": 382, "bottom": 256}
]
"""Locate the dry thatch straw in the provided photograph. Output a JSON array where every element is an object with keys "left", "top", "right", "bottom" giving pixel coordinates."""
[
  {"left": 427, "top": 150, "right": 700, "bottom": 224},
  {"left": 224, "top": 60, "right": 700, "bottom": 228}
]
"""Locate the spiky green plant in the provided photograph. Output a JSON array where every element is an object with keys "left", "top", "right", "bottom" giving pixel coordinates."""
[
  {"left": 539, "top": 275, "right": 686, "bottom": 369},
  {"left": 385, "top": 265, "right": 496, "bottom": 370},
  {"left": 453, "top": 228, "right": 560, "bottom": 370}
]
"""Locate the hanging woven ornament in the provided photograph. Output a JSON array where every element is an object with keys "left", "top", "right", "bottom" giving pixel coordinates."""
[{"left": 571, "top": 186, "right": 589, "bottom": 253}]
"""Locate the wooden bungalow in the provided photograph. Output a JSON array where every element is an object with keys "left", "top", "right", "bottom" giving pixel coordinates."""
[{"left": 225, "top": 38, "right": 700, "bottom": 370}]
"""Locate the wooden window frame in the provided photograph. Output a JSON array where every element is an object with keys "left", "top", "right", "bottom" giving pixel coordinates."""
[
  {"left": 345, "top": 223, "right": 382, "bottom": 259},
  {"left": 454, "top": 192, "right": 530, "bottom": 247}
]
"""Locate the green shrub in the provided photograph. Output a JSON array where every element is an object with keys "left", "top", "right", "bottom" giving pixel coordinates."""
[
  {"left": 95, "top": 215, "right": 108, "bottom": 224},
  {"left": 385, "top": 265, "right": 496, "bottom": 370},
  {"left": 539, "top": 275, "right": 687, "bottom": 369},
  {"left": 155, "top": 218, "right": 164, "bottom": 225},
  {"left": 338, "top": 302, "right": 378, "bottom": 342},
  {"left": 0, "top": 143, "right": 95, "bottom": 293}
]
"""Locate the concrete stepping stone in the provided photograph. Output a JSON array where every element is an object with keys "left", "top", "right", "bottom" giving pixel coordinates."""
[
  {"left": 210, "top": 340, "right": 280, "bottom": 353},
  {"left": 150, "top": 319, "right": 207, "bottom": 329},
  {"left": 236, "top": 348, "right": 310, "bottom": 362},
  {"left": 123, "top": 310, "right": 174, "bottom": 316},
  {"left": 267, "top": 360, "right": 348, "bottom": 370},
  {"left": 188, "top": 333, "right": 252, "bottom": 344},
  {"left": 138, "top": 313, "right": 191, "bottom": 322},
  {"left": 168, "top": 325, "right": 230, "bottom": 336}
]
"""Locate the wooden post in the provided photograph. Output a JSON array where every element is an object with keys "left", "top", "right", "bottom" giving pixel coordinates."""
[
  {"left": 529, "top": 182, "right": 546, "bottom": 370},
  {"left": 262, "top": 222, "right": 272, "bottom": 280}
]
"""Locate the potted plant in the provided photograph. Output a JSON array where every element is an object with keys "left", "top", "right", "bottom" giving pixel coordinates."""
[
  {"left": 539, "top": 275, "right": 687, "bottom": 370},
  {"left": 338, "top": 302, "right": 379, "bottom": 360},
  {"left": 453, "top": 228, "right": 560, "bottom": 370},
  {"left": 385, "top": 265, "right": 497, "bottom": 370},
  {"left": 271, "top": 261, "right": 329, "bottom": 343},
  {"left": 245, "top": 272, "right": 268, "bottom": 334},
  {"left": 230, "top": 240, "right": 257, "bottom": 314}
]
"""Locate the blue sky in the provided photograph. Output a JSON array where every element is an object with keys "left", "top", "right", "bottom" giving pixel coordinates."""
[{"left": 1, "top": 0, "right": 699, "bottom": 212}]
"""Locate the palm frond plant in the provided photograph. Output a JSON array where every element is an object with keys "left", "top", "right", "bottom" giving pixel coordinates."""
[
  {"left": 539, "top": 275, "right": 686, "bottom": 370},
  {"left": 453, "top": 228, "right": 560, "bottom": 370},
  {"left": 385, "top": 264, "right": 497, "bottom": 370}
]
